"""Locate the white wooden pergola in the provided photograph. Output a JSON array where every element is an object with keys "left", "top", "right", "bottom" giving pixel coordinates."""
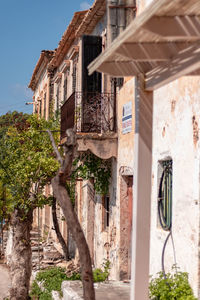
[
  {"left": 88, "top": 0, "right": 200, "bottom": 299},
  {"left": 89, "top": 0, "right": 200, "bottom": 88}
]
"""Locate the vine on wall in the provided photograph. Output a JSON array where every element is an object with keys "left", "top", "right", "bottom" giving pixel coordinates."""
[{"left": 68, "top": 152, "right": 111, "bottom": 204}]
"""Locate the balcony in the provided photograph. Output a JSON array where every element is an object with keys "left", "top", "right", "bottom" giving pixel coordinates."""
[{"left": 61, "top": 92, "right": 117, "bottom": 159}]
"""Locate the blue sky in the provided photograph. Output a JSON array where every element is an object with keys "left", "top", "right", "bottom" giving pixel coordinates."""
[{"left": 0, "top": 0, "right": 93, "bottom": 115}]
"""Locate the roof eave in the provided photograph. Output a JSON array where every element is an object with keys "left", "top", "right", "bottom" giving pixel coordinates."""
[{"left": 28, "top": 50, "right": 54, "bottom": 91}]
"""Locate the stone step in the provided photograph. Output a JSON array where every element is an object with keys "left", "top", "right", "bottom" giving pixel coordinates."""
[
  {"left": 32, "top": 254, "right": 43, "bottom": 260},
  {"left": 31, "top": 246, "right": 43, "bottom": 252},
  {"left": 31, "top": 241, "right": 43, "bottom": 246},
  {"left": 43, "top": 252, "right": 63, "bottom": 260},
  {"left": 30, "top": 232, "right": 41, "bottom": 238},
  {"left": 41, "top": 259, "right": 55, "bottom": 265}
]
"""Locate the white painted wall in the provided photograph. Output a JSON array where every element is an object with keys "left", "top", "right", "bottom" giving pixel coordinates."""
[{"left": 150, "top": 76, "right": 200, "bottom": 297}]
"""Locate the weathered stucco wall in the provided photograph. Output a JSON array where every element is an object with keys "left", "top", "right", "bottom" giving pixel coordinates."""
[
  {"left": 115, "top": 78, "right": 135, "bottom": 279},
  {"left": 33, "top": 69, "right": 48, "bottom": 116},
  {"left": 117, "top": 78, "right": 135, "bottom": 167},
  {"left": 92, "top": 78, "right": 135, "bottom": 280},
  {"left": 79, "top": 161, "right": 119, "bottom": 279},
  {"left": 150, "top": 76, "right": 200, "bottom": 296}
]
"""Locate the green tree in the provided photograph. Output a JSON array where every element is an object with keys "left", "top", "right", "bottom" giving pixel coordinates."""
[
  {"left": 0, "top": 113, "right": 59, "bottom": 299},
  {"left": 0, "top": 112, "right": 98, "bottom": 300}
]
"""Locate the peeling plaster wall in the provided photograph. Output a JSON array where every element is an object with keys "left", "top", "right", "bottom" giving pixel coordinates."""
[
  {"left": 93, "top": 193, "right": 110, "bottom": 269},
  {"left": 92, "top": 159, "right": 119, "bottom": 279},
  {"left": 89, "top": 78, "right": 136, "bottom": 280},
  {"left": 150, "top": 76, "right": 200, "bottom": 296},
  {"left": 91, "top": 78, "right": 135, "bottom": 280},
  {"left": 116, "top": 78, "right": 134, "bottom": 279},
  {"left": 77, "top": 160, "right": 119, "bottom": 279},
  {"left": 117, "top": 78, "right": 135, "bottom": 168},
  {"left": 33, "top": 69, "right": 48, "bottom": 115}
]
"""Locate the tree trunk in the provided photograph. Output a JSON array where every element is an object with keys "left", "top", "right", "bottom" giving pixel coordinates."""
[
  {"left": 47, "top": 128, "right": 95, "bottom": 300},
  {"left": 10, "top": 208, "right": 33, "bottom": 300},
  {"left": 1, "top": 185, "right": 6, "bottom": 258},
  {"left": 52, "top": 176, "right": 95, "bottom": 300},
  {"left": 52, "top": 196, "right": 69, "bottom": 260},
  {"left": 0, "top": 220, "right": 3, "bottom": 258}
]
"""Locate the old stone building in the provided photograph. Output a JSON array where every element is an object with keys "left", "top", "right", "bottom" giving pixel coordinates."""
[
  {"left": 89, "top": 0, "right": 200, "bottom": 299},
  {"left": 29, "top": 0, "right": 200, "bottom": 299},
  {"left": 29, "top": 0, "right": 136, "bottom": 281}
]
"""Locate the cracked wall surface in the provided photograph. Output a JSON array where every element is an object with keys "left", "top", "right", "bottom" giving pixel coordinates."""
[{"left": 150, "top": 76, "right": 200, "bottom": 297}]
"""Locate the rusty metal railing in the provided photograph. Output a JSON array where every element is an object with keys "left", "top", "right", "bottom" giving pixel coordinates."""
[{"left": 61, "top": 91, "right": 116, "bottom": 139}]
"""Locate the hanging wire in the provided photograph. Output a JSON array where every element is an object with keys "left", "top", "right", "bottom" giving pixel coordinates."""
[{"left": 157, "top": 160, "right": 177, "bottom": 288}]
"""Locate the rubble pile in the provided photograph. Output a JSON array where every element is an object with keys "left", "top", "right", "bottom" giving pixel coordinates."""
[
  {"left": 30, "top": 229, "right": 80, "bottom": 276},
  {"left": 57, "top": 259, "right": 81, "bottom": 277},
  {"left": 31, "top": 229, "right": 65, "bottom": 271}
]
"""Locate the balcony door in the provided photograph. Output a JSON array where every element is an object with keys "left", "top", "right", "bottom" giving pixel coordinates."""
[{"left": 82, "top": 35, "right": 102, "bottom": 132}]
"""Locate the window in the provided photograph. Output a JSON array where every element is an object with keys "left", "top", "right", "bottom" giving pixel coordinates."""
[
  {"left": 43, "top": 92, "right": 46, "bottom": 119},
  {"left": 63, "top": 77, "right": 68, "bottom": 102},
  {"left": 56, "top": 84, "right": 60, "bottom": 111},
  {"left": 72, "top": 63, "right": 77, "bottom": 93},
  {"left": 116, "top": 78, "right": 124, "bottom": 88},
  {"left": 38, "top": 99, "right": 42, "bottom": 117},
  {"left": 158, "top": 160, "right": 173, "bottom": 231},
  {"left": 102, "top": 195, "right": 110, "bottom": 231}
]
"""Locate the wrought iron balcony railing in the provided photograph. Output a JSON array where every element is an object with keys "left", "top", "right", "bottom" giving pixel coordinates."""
[{"left": 61, "top": 91, "right": 116, "bottom": 140}]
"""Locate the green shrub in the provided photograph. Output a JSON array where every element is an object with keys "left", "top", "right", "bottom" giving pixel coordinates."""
[
  {"left": 93, "top": 260, "right": 110, "bottom": 282},
  {"left": 30, "top": 261, "right": 110, "bottom": 299},
  {"left": 149, "top": 269, "right": 197, "bottom": 300},
  {"left": 30, "top": 267, "right": 80, "bottom": 300}
]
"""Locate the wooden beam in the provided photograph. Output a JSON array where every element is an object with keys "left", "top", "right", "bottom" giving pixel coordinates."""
[
  {"left": 96, "top": 61, "right": 140, "bottom": 77},
  {"left": 145, "top": 42, "right": 200, "bottom": 90},
  {"left": 143, "top": 16, "right": 200, "bottom": 40},
  {"left": 88, "top": 0, "right": 171, "bottom": 75},
  {"left": 188, "top": 68, "right": 200, "bottom": 75},
  {"left": 115, "top": 42, "right": 196, "bottom": 61},
  {"left": 116, "top": 43, "right": 169, "bottom": 61},
  {"left": 88, "top": 0, "right": 200, "bottom": 76}
]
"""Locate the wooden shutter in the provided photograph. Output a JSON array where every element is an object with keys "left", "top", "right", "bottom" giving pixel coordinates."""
[{"left": 82, "top": 35, "right": 102, "bottom": 93}]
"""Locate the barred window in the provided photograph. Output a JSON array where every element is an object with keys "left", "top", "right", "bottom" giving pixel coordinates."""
[{"left": 158, "top": 160, "right": 173, "bottom": 231}]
